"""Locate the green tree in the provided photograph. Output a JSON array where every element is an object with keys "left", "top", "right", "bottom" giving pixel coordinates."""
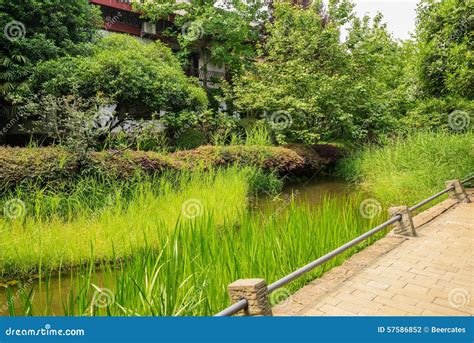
[
  {"left": 230, "top": 2, "right": 404, "bottom": 144},
  {"left": 415, "top": 0, "right": 473, "bottom": 98},
  {"left": 132, "top": 0, "right": 266, "bottom": 90},
  {"left": 399, "top": 0, "right": 473, "bottom": 131},
  {"left": 0, "top": 0, "right": 102, "bottom": 97},
  {"left": 15, "top": 34, "right": 208, "bottom": 119}
]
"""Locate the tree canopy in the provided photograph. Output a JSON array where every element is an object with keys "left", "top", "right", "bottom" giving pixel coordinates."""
[
  {"left": 133, "top": 0, "right": 267, "bottom": 84},
  {"left": 230, "top": 2, "right": 406, "bottom": 144},
  {"left": 415, "top": 0, "right": 473, "bottom": 99},
  {"left": 0, "top": 0, "right": 102, "bottom": 97},
  {"left": 15, "top": 34, "right": 208, "bottom": 114}
]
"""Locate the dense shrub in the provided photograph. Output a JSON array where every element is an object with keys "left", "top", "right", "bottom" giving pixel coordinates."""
[
  {"left": 0, "top": 144, "right": 344, "bottom": 188},
  {"left": 87, "top": 150, "right": 183, "bottom": 179},
  {"left": 0, "top": 147, "right": 78, "bottom": 187},
  {"left": 174, "top": 128, "right": 208, "bottom": 150},
  {"left": 172, "top": 145, "right": 318, "bottom": 174}
]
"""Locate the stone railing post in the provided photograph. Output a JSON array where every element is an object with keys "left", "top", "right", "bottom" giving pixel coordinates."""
[
  {"left": 388, "top": 206, "right": 417, "bottom": 237},
  {"left": 227, "top": 279, "right": 273, "bottom": 316},
  {"left": 445, "top": 179, "right": 471, "bottom": 203}
]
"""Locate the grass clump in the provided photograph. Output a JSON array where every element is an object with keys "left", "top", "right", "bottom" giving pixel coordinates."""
[
  {"left": 338, "top": 131, "right": 474, "bottom": 206},
  {"left": 4, "top": 194, "right": 385, "bottom": 316},
  {"left": 0, "top": 167, "right": 252, "bottom": 280}
]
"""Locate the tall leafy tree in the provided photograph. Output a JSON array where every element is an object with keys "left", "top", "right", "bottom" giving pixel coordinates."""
[
  {"left": 399, "top": 0, "right": 473, "bottom": 130},
  {"left": 132, "top": 0, "right": 266, "bottom": 90},
  {"left": 0, "top": 0, "right": 102, "bottom": 98},
  {"left": 231, "top": 1, "right": 404, "bottom": 143},
  {"left": 415, "top": 0, "right": 473, "bottom": 98}
]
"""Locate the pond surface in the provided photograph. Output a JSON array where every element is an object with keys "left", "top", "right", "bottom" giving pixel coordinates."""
[
  {"left": 0, "top": 177, "right": 351, "bottom": 316},
  {"left": 253, "top": 177, "right": 352, "bottom": 213}
]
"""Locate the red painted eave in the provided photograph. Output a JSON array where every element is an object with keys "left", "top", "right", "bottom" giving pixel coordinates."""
[
  {"left": 90, "top": 0, "right": 133, "bottom": 12},
  {"left": 104, "top": 22, "right": 141, "bottom": 36}
]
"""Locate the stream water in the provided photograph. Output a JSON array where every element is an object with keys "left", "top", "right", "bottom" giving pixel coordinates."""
[{"left": 0, "top": 177, "right": 351, "bottom": 315}]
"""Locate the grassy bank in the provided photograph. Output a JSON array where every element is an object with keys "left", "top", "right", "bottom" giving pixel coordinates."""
[
  {"left": 4, "top": 194, "right": 384, "bottom": 316},
  {"left": 1, "top": 167, "right": 257, "bottom": 280},
  {"left": 338, "top": 131, "right": 474, "bottom": 207}
]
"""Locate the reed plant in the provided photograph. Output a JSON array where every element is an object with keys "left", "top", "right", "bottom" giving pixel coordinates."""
[
  {"left": 3, "top": 193, "right": 385, "bottom": 316},
  {"left": 0, "top": 167, "right": 254, "bottom": 280},
  {"left": 338, "top": 131, "right": 474, "bottom": 207}
]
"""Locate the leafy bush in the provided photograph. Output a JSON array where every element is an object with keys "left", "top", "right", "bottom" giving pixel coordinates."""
[
  {"left": 0, "top": 147, "right": 78, "bottom": 188},
  {"left": 172, "top": 144, "right": 334, "bottom": 175},
  {"left": 401, "top": 97, "right": 474, "bottom": 131},
  {"left": 175, "top": 128, "right": 207, "bottom": 150},
  {"left": 17, "top": 94, "right": 110, "bottom": 155},
  {"left": 87, "top": 150, "right": 183, "bottom": 179},
  {"left": 0, "top": 0, "right": 101, "bottom": 96},
  {"left": 16, "top": 34, "right": 208, "bottom": 115}
]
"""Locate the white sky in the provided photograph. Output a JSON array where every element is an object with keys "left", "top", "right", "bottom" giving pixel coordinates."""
[{"left": 349, "top": 0, "right": 418, "bottom": 40}]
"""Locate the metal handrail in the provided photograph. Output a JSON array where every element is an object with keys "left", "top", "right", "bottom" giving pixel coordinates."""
[
  {"left": 214, "top": 299, "right": 248, "bottom": 317},
  {"left": 462, "top": 175, "right": 474, "bottom": 184},
  {"left": 267, "top": 215, "right": 401, "bottom": 293},
  {"left": 408, "top": 187, "right": 453, "bottom": 212},
  {"left": 214, "top": 176, "right": 473, "bottom": 316}
]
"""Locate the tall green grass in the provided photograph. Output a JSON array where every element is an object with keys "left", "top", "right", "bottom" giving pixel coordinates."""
[
  {"left": 0, "top": 167, "right": 254, "bottom": 280},
  {"left": 3, "top": 194, "right": 384, "bottom": 316},
  {"left": 338, "top": 131, "right": 474, "bottom": 206}
]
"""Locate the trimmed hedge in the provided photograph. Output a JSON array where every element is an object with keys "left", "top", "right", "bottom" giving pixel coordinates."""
[
  {"left": 0, "top": 144, "right": 343, "bottom": 187},
  {"left": 0, "top": 147, "right": 78, "bottom": 187},
  {"left": 88, "top": 150, "right": 183, "bottom": 178}
]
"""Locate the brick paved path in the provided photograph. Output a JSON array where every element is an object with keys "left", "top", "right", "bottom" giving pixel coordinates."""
[{"left": 273, "top": 195, "right": 473, "bottom": 316}]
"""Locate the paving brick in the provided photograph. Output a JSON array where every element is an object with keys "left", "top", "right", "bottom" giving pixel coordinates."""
[
  {"left": 416, "top": 300, "right": 471, "bottom": 316},
  {"left": 367, "top": 280, "right": 390, "bottom": 290},
  {"left": 337, "top": 301, "right": 363, "bottom": 314},
  {"left": 317, "top": 304, "right": 357, "bottom": 316},
  {"left": 391, "top": 294, "right": 418, "bottom": 306},
  {"left": 402, "top": 283, "right": 430, "bottom": 294},
  {"left": 376, "top": 306, "right": 408, "bottom": 316},
  {"left": 373, "top": 296, "right": 424, "bottom": 315}
]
